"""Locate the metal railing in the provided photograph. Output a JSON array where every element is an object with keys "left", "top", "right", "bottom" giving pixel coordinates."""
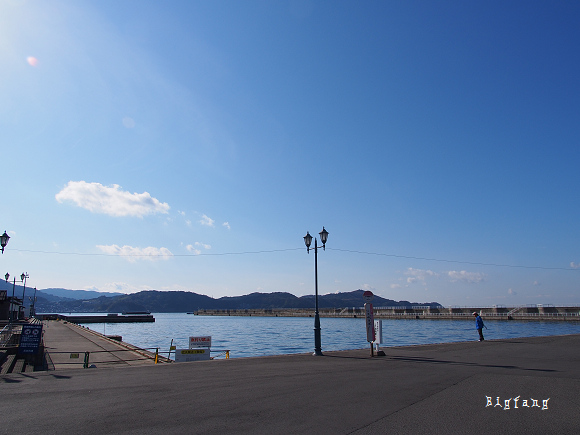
[
  {"left": 0, "top": 324, "right": 15, "bottom": 347},
  {"left": 45, "top": 347, "right": 231, "bottom": 369}
]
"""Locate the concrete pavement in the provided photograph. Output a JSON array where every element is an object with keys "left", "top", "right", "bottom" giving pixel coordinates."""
[
  {"left": 42, "top": 320, "right": 165, "bottom": 369},
  {"left": 1, "top": 330, "right": 579, "bottom": 434}
]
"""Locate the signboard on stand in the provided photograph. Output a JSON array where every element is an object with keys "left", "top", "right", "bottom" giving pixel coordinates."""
[
  {"left": 18, "top": 324, "right": 43, "bottom": 354},
  {"left": 365, "top": 303, "right": 375, "bottom": 343}
]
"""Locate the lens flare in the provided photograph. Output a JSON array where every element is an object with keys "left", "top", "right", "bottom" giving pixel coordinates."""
[
  {"left": 122, "top": 117, "right": 135, "bottom": 128},
  {"left": 27, "top": 56, "right": 38, "bottom": 67}
]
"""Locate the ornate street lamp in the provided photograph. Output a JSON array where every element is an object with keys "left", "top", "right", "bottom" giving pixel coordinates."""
[
  {"left": 1, "top": 231, "right": 9, "bottom": 254},
  {"left": 304, "top": 227, "right": 329, "bottom": 356}
]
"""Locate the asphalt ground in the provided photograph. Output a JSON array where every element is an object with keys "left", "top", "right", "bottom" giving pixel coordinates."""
[{"left": 1, "top": 323, "right": 579, "bottom": 434}]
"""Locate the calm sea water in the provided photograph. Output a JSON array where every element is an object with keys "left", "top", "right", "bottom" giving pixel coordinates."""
[{"left": 77, "top": 313, "right": 580, "bottom": 359}]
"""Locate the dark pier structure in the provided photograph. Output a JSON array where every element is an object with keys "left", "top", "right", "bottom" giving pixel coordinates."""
[{"left": 37, "top": 313, "right": 155, "bottom": 323}]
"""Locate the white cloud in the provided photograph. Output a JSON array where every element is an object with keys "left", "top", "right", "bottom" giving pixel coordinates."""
[
  {"left": 507, "top": 288, "right": 517, "bottom": 296},
  {"left": 186, "top": 242, "right": 211, "bottom": 255},
  {"left": 570, "top": 262, "right": 580, "bottom": 269},
  {"left": 186, "top": 245, "right": 202, "bottom": 255},
  {"left": 361, "top": 284, "right": 376, "bottom": 291},
  {"left": 195, "top": 242, "right": 211, "bottom": 250},
  {"left": 223, "top": 221, "right": 231, "bottom": 230},
  {"left": 86, "top": 282, "right": 153, "bottom": 294},
  {"left": 447, "top": 270, "right": 485, "bottom": 283},
  {"left": 56, "top": 181, "right": 170, "bottom": 217},
  {"left": 404, "top": 268, "right": 437, "bottom": 284},
  {"left": 200, "top": 214, "right": 215, "bottom": 227},
  {"left": 96, "top": 244, "right": 173, "bottom": 262}
]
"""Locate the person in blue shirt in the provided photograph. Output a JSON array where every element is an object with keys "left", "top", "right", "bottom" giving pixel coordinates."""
[{"left": 473, "top": 312, "right": 485, "bottom": 341}]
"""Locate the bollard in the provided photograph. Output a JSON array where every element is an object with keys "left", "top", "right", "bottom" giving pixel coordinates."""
[
  {"left": 155, "top": 348, "right": 159, "bottom": 364},
  {"left": 83, "top": 351, "right": 90, "bottom": 369}
]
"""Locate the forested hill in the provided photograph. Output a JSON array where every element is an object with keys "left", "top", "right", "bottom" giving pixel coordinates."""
[{"left": 34, "top": 289, "right": 441, "bottom": 313}]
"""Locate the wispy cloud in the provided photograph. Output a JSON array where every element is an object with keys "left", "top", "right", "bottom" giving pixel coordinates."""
[
  {"left": 85, "top": 282, "right": 154, "bottom": 294},
  {"left": 405, "top": 268, "right": 437, "bottom": 284},
  {"left": 223, "top": 221, "right": 231, "bottom": 230},
  {"left": 186, "top": 245, "right": 201, "bottom": 255},
  {"left": 56, "top": 181, "right": 170, "bottom": 217},
  {"left": 447, "top": 270, "right": 485, "bottom": 283},
  {"left": 200, "top": 214, "right": 215, "bottom": 227},
  {"left": 96, "top": 244, "right": 173, "bottom": 262},
  {"left": 186, "top": 242, "right": 211, "bottom": 255},
  {"left": 570, "top": 262, "right": 580, "bottom": 269}
]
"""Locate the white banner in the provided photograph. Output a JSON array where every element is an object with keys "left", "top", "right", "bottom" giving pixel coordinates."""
[{"left": 374, "top": 320, "right": 383, "bottom": 344}]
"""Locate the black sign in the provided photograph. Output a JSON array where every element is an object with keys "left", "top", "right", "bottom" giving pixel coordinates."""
[{"left": 18, "top": 324, "right": 43, "bottom": 354}]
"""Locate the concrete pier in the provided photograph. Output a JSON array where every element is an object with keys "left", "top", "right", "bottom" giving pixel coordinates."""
[
  {"left": 1, "top": 330, "right": 579, "bottom": 433},
  {"left": 41, "top": 320, "right": 168, "bottom": 369}
]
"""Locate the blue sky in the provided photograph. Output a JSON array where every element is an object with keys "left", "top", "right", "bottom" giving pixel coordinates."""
[{"left": 1, "top": 0, "right": 579, "bottom": 306}]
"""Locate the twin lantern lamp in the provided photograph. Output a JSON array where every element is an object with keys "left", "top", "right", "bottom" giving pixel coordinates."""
[
  {"left": 1, "top": 231, "right": 9, "bottom": 254},
  {"left": 303, "top": 227, "right": 328, "bottom": 356}
]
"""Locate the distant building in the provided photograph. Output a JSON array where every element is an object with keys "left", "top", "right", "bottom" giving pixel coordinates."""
[{"left": 0, "top": 290, "right": 24, "bottom": 323}]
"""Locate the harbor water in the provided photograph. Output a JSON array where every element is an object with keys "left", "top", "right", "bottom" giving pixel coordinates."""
[{"left": 79, "top": 313, "right": 580, "bottom": 359}]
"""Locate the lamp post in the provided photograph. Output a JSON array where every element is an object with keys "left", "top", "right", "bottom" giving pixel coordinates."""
[
  {"left": 1, "top": 231, "right": 9, "bottom": 253},
  {"left": 304, "top": 226, "right": 329, "bottom": 356},
  {"left": 30, "top": 287, "right": 38, "bottom": 317},
  {"left": 5, "top": 272, "right": 29, "bottom": 324},
  {"left": 20, "top": 272, "right": 29, "bottom": 308}
]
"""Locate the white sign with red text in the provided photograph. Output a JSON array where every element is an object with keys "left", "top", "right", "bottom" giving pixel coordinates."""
[{"left": 189, "top": 336, "right": 212, "bottom": 349}]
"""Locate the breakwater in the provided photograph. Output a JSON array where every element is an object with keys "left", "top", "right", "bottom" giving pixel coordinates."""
[
  {"left": 194, "top": 305, "right": 580, "bottom": 321},
  {"left": 37, "top": 313, "right": 155, "bottom": 323}
]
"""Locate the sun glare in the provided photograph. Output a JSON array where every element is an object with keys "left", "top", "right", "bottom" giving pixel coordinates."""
[{"left": 27, "top": 56, "right": 38, "bottom": 67}]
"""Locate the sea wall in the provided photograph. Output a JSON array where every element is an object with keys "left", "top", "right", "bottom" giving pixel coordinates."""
[{"left": 193, "top": 306, "right": 580, "bottom": 321}]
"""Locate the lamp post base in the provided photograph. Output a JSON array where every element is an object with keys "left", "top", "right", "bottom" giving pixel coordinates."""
[{"left": 313, "top": 316, "right": 323, "bottom": 356}]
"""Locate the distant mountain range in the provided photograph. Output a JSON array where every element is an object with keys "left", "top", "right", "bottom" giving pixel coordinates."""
[
  {"left": 0, "top": 281, "right": 123, "bottom": 301},
  {"left": 40, "top": 288, "right": 125, "bottom": 300},
  {"left": 29, "top": 288, "right": 441, "bottom": 313}
]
